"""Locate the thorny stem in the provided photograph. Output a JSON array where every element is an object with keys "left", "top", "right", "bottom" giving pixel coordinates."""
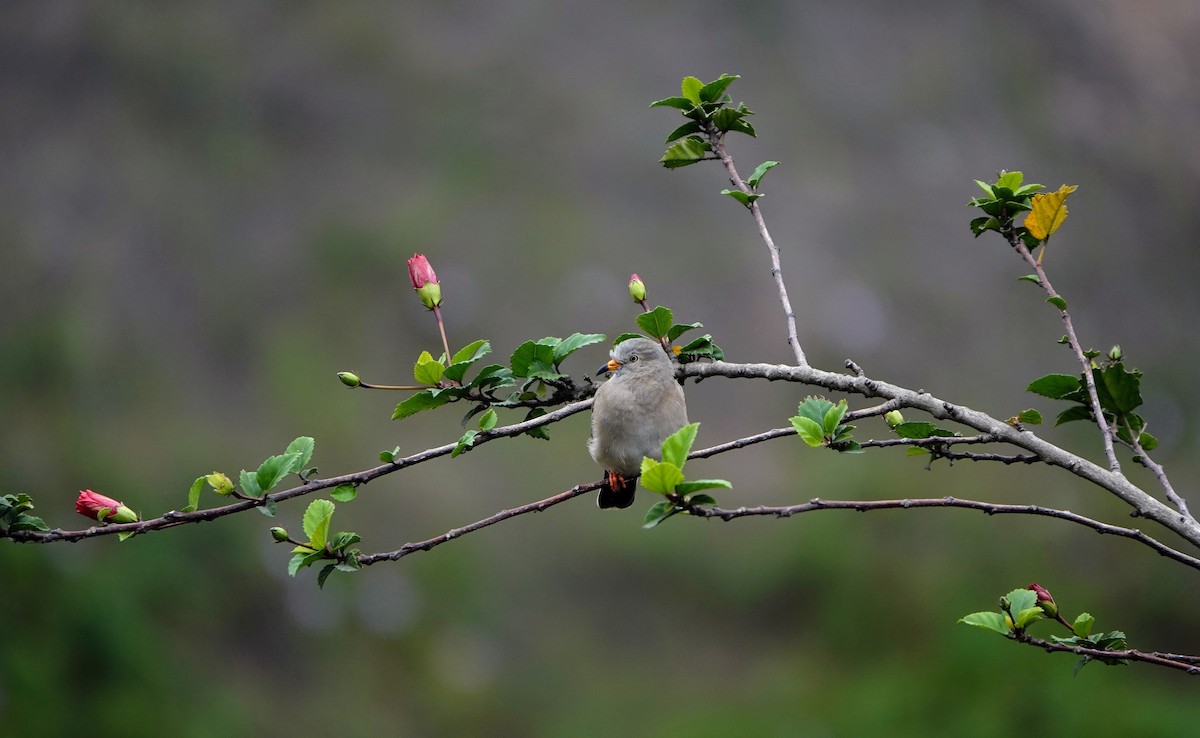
[
  {"left": 706, "top": 125, "right": 808, "bottom": 366},
  {"left": 1005, "top": 230, "right": 1121, "bottom": 474}
]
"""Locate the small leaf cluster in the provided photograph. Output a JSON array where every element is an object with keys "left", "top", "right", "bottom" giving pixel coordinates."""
[
  {"left": 1027, "top": 353, "right": 1157, "bottom": 451},
  {"left": 288, "top": 498, "right": 362, "bottom": 588},
  {"left": 720, "top": 160, "right": 779, "bottom": 208},
  {"left": 0, "top": 493, "right": 49, "bottom": 534},
  {"left": 615, "top": 305, "right": 724, "bottom": 363},
  {"left": 641, "top": 423, "right": 732, "bottom": 529},
  {"left": 652, "top": 74, "right": 755, "bottom": 170},
  {"left": 790, "top": 397, "right": 860, "bottom": 452},
  {"left": 960, "top": 587, "right": 1127, "bottom": 675},
  {"left": 184, "top": 436, "right": 316, "bottom": 517},
  {"left": 887, "top": 419, "right": 962, "bottom": 458},
  {"left": 967, "top": 171, "right": 1044, "bottom": 243},
  {"left": 392, "top": 339, "right": 495, "bottom": 420}
]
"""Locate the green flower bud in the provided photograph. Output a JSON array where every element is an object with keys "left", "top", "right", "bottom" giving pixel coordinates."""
[
  {"left": 628, "top": 273, "right": 647, "bottom": 303},
  {"left": 408, "top": 254, "right": 443, "bottom": 310},
  {"left": 884, "top": 410, "right": 905, "bottom": 427},
  {"left": 337, "top": 371, "right": 361, "bottom": 388},
  {"left": 415, "top": 281, "right": 442, "bottom": 310},
  {"left": 1108, "top": 345, "right": 1122, "bottom": 362},
  {"left": 206, "top": 472, "right": 234, "bottom": 496},
  {"left": 270, "top": 526, "right": 290, "bottom": 543}
]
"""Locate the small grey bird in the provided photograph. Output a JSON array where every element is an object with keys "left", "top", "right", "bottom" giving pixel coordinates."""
[{"left": 589, "top": 337, "right": 688, "bottom": 509}]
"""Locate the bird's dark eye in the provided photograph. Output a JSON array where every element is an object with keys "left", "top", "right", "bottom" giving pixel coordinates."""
[{"left": 628, "top": 354, "right": 639, "bottom": 362}]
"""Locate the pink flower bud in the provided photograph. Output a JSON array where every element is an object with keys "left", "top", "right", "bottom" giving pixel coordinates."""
[
  {"left": 75, "top": 489, "right": 138, "bottom": 524},
  {"left": 1028, "top": 582, "right": 1059, "bottom": 617},
  {"left": 628, "top": 273, "right": 647, "bottom": 303},
  {"left": 407, "top": 253, "right": 442, "bottom": 309}
]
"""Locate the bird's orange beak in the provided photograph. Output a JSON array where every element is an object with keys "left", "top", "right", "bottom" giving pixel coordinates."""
[{"left": 597, "top": 358, "right": 622, "bottom": 375}]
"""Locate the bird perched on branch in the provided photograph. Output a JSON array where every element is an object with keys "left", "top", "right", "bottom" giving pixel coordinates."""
[{"left": 589, "top": 337, "right": 688, "bottom": 509}]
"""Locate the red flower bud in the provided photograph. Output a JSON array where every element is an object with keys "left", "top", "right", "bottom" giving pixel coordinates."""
[
  {"left": 75, "top": 489, "right": 138, "bottom": 524},
  {"left": 1028, "top": 582, "right": 1059, "bottom": 617},
  {"left": 407, "top": 254, "right": 442, "bottom": 309}
]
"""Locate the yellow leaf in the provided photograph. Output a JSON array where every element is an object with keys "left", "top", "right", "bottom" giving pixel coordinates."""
[{"left": 1023, "top": 184, "right": 1079, "bottom": 241}]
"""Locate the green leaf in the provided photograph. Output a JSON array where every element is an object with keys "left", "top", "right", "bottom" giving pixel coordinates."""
[
  {"left": 893, "top": 422, "right": 937, "bottom": 439},
  {"left": 612, "top": 332, "right": 646, "bottom": 346},
  {"left": 969, "top": 216, "right": 999, "bottom": 237},
  {"left": 643, "top": 500, "right": 679, "bottom": 529},
  {"left": 664, "top": 121, "right": 703, "bottom": 143},
  {"left": 392, "top": 389, "right": 453, "bottom": 420},
  {"left": 414, "top": 351, "right": 445, "bottom": 386},
  {"left": 1017, "top": 274, "right": 1040, "bottom": 284},
  {"left": 676, "top": 479, "right": 732, "bottom": 494},
  {"left": 239, "top": 469, "right": 262, "bottom": 498},
  {"left": 1016, "top": 409, "right": 1043, "bottom": 425},
  {"left": 665, "top": 322, "right": 703, "bottom": 343},
  {"left": 552, "top": 333, "right": 606, "bottom": 365},
  {"left": 1137, "top": 432, "right": 1158, "bottom": 451},
  {"left": 676, "top": 334, "right": 724, "bottom": 362},
  {"left": 184, "top": 476, "right": 205, "bottom": 513},
  {"left": 639, "top": 458, "right": 684, "bottom": 495},
  {"left": 790, "top": 416, "right": 825, "bottom": 447},
  {"left": 285, "top": 437, "right": 315, "bottom": 473},
  {"left": 636, "top": 306, "right": 674, "bottom": 339},
  {"left": 1098, "top": 362, "right": 1143, "bottom": 414},
  {"left": 1054, "top": 405, "right": 1093, "bottom": 426},
  {"left": 660, "top": 138, "right": 709, "bottom": 169},
  {"left": 258, "top": 499, "right": 277, "bottom": 517},
  {"left": 330, "top": 531, "right": 361, "bottom": 551},
  {"left": 958, "top": 611, "right": 1011, "bottom": 636},
  {"left": 1074, "top": 612, "right": 1095, "bottom": 639},
  {"left": 1026, "top": 374, "right": 1081, "bottom": 400},
  {"left": 680, "top": 76, "right": 704, "bottom": 103},
  {"left": 1016, "top": 606, "right": 1046, "bottom": 629},
  {"left": 330, "top": 484, "right": 357, "bottom": 503},
  {"left": 699, "top": 74, "right": 738, "bottom": 103},
  {"left": 444, "top": 340, "right": 492, "bottom": 382},
  {"left": 256, "top": 452, "right": 303, "bottom": 495},
  {"left": 478, "top": 408, "right": 498, "bottom": 431},
  {"left": 822, "top": 400, "right": 848, "bottom": 435},
  {"left": 649, "top": 96, "right": 695, "bottom": 111},
  {"left": 523, "top": 408, "right": 551, "bottom": 440},
  {"left": 452, "top": 430, "right": 478, "bottom": 458},
  {"left": 303, "top": 499, "right": 335, "bottom": 550},
  {"left": 1046, "top": 295, "right": 1068, "bottom": 311},
  {"left": 720, "top": 189, "right": 763, "bottom": 207},
  {"left": 747, "top": 160, "right": 779, "bottom": 189},
  {"left": 379, "top": 446, "right": 400, "bottom": 463},
  {"left": 661, "top": 422, "right": 700, "bottom": 468},
  {"left": 316, "top": 563, "right": 337, "bottom": 588},
  {"left": 683, "top": 492, "right": 718, "bottom": 506},
  {"left": 974, "top": 179, "right": 995, "bottom": 197},
  {"left": 995, "top": 171, "right": 1024, "bottom": 190},
  {"left": 509, "top": 340, "right": 563, "bottom": 381},
  {"left": 1004, "top": 588, "right": 1038, "bottom": 615}
]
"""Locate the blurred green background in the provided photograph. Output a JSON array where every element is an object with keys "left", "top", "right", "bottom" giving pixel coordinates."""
[{"left": 3, "top": 1, "right": 1200, "bottom": 735}]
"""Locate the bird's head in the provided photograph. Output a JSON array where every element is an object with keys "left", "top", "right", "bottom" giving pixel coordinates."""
[{"left": 596, "top": 337, "right": 672, "bottom": 376}]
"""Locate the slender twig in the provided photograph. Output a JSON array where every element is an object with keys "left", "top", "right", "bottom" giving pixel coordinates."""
[
  {"left": 1016, "top": 633, "right": 1200, "bottom": 676},
  {"left": 1004, "top": 230, "right": 1120, "bottom": 473},
  {"left": 358, "top": 482, "right": 600, "bottom": 565},
  {"left": 358, "top": 382, "right": 427, "bottom": 391},
  {"left": 690, "top": 496, "right": 1200, "bottom": 572},
  {"left": 432, "top": 305, "right": 453, "bottom": 369},
  {"left": 706, "top": 125, "right": 807, "bottom": 366},
  {"left": 1129, "top": 435, "right": 1190, "bottom": 519},
  {"left": 2, "top": 398, "right": 594, "bottom": 544}
]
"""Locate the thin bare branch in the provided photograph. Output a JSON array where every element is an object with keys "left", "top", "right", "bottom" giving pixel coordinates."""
[{"left": 1016, "top": 634, "right": 1200, "bottom": 676}]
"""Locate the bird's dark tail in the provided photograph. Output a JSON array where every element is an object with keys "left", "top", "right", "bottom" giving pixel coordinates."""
[{"left": 597, "top": 470, "right": 636, "bottom": 509}]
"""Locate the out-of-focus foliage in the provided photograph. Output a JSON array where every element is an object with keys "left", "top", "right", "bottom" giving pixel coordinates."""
[{"left": 2, "top": 1, "right": 1200, "bottom": 736}]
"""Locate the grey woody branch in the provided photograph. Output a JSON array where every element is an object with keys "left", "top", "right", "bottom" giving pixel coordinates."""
[{"left": 1015, "top": 634, "right": 1200, "bottom": 676}]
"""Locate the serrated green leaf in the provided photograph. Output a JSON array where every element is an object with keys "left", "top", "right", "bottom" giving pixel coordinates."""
[
  {"left": 1026, "top": 374, "right": 1081, "bottom": 400},
  {"left": 822, "top": 400, "right": 848, "bottom": 435},
  {"left": 478, "top": 408, "right": 498, "bottom": 431},
  {"left": 330, "top": 484, "right": 357, "bottom": 503},
  {"left": 1017, "top": 274, "right": 1040, "bottom": 284},
  {"left": 303, "top": 499, "right": 335, "bottom": 550},
  {"left": 958, "top": 611, "right": 1011, "bottom": 636},
  {"left": 379, "top": 446, "right": 400, "bottom": 463},
  {"left": 330, "top": 531, "right": 361, "bottom": 551},
  {"left": 660, "top": 138, "right": 709, "bottom": 169},
  {"left": 649, "top": 96, "right": 695, "bottom": 111},
  {"left": 258, "top": 499, "right": 277, "bottom": 517},
  {"left": 995, "top": 171, "right": 1024, "bottom": 190},
  {"left": 790, "top": 416, "right": 825, "bottom": 447},
  {"left": 612, "top": 332, "right": 646, "bottom": 346},
  {"left": 676, "top": 479, "right": 732, "bottom": 494},
  {"left": 683, "top": 492, "right": 718, "bottom": 506},
  {"left": 414, "top": 354, "right": 445, "bottom": 386},
  {"left": 552, "top": 333, "right": 606, "bottom": 365},
  {"left": 661, "top": 423, "right": 700, "bottom": 468},
  {"left": 1074, "top": 612, "right": 1095, "bottom": 639},
  {"left": 392, "top": 389, "right": 453, "bottom": 420},
  {"left": 184, "top": 476, "right": 205, "bottom": 513},
  {"left": 905, "top": 447, "right": 931, "bottom": 457},
  {"left": 974, "top": 180, "right": 995, "bottom": 197},
  {"left": 643, "top": 500, "right": 678, "bottom": 529},
  {"left": 1055, "top": 405, "right": 1093, "bottom": 426},
  {"left": 699, "top": 74, "right": 738, "bottom": 103},
  {"left": 720, "top": 188, "right": 763, "bottom": 207},
  {"left": 469, "top": 363, "right": 513, "bottom": 390},
  {"left": 893, "top": 422, "right": 937, "bottom": 439},
  {"left": 969, "top": 216, "right": 999, "bottom": 237},
  {"left": 256, "top": 452, "right": 302, "bottom": 495},
  {"left": 636, "top": 306, "right": 674, "bottom": 339},
  {"left": 1016, "top": 409, "right": 1043, "bottom": 425},
  {"left": 1004, "top": 588, "right": 1038, "bottom": 615},
  {"left": 452, "top": 430, "right": 478, "bottom": 458},
  {"left": 1137, "top": 432, "right": 1158, "bottom": 451},
  {"left": 1098, "top": 362, "right": 1143, "bottom": 414},
  {"left": 316, "top": 563, "right": 338, "bottom": 588},
  {"left": 639, "top": 458, "right": 684, "bottom": 495},
  {"left": 239, "top": 469, "right": 261, "bottom": 498},
  {"left": 746, "top": 160, "right": 779, "bottom": 189},
  {"left": 664, "top": 121, "right": 703, "bottom": 143},
  {"left": 1046, "top": 295, "right": 1068, "bottom": 311},
  {"left": 509, "top": 340, "right": 563, "bottom": 381},
  {"left": 1016, "top": 606, "right": 1046, "bottom": 629},
  {"left": 444, "top": 340, "right": 492, "bottom": 383},
  {"left": 665, "top": 322, "right": 702, "bottom": 343},
  {"left": 284, "top": 437, "right": 315, "bottom": 473},
  {"left": 719, "top": 113, "right": 756, "bottom": 137},
  {"left": 680, "top": 76, "right": 704, "bottom": 103}
]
